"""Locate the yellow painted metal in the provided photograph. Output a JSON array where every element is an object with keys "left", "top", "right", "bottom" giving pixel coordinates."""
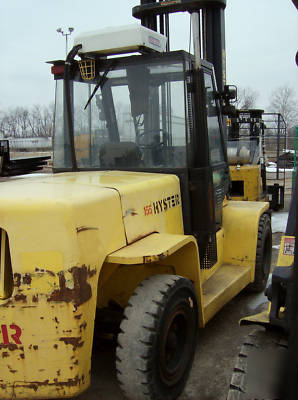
[
  {"left": 104, "top": 230, "right": 253, "bottom": 328},
  {"left": 202, "top": 264, "right": 251, "bottom": 324},
  {"left": 240, "top": 309, "right": 270, "bottom": 326},
  {"left": 229, "top": 165, "right": 265, "bottom": 201},
  {"left": 104, "top": 200, "right": 267, "bottom": 328},
  {"left": 157, "top": 240, "right": 205, "bottom": 325},
  {"left": 104, "top": 233, "right": 204, "bottom": 326},
  {"left": 0, "top": 172, "right": 127, "bottom": 398},
  {"left": 106, "top": 233, "right": 195, "bottom": 265},
  {"left": 216, "top": 200, "right": 268, "bottom": 331},
  {"left": 98, "top": 263, "right": 176, "bottom": 309},
  {"left": 0, "top": 171, "right": 184, "bottom": 398},
  {"left": 108, "top": 172, "right": 184, "bottom": 244},
  {"left": 0, "top": 170, "right": 269, "bottom": 398},
  {"left": 199, "top": 199, "right": 268, "bottom": 326},
  {"left": 222, "top": 200, "right": 269, "bottom": 281}
]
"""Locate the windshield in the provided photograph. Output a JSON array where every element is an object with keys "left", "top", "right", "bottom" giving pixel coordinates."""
[{"left": 54, "top": 57, "right": 189, "bottom": 170}]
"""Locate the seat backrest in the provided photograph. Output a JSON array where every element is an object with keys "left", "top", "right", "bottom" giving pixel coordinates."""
[{"left": 99, "top": 142, "right": 141, "bottom": 168}]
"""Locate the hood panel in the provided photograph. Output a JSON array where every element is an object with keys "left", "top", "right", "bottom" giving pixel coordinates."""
[{"left": 0, "top": 170, "right": 184, "bottom": 251}]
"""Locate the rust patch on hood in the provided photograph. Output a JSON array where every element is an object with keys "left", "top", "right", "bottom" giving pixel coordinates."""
[
  {"left": 32, "top": 294, "right": 38, "bottom": 303},
  {"left": 13, "top": 273, "right": 21, "bottom": 288},
  {"left": 47, "top": 266, "right": 92, "bottom": 308},
  {"left": 23, "top": 274, "right": 32, "bottom": 285},
  {"left": 87, "top": 266, "right": 97, "bottom": 278},
  {"left": 10, "top": 375, "right": 81, "bottom": 392},
  {"left": 0, "top": 343, "right": 19, "bottom": 351},
  {"left": 124, "top": 208, "right": 138, "bottom": 217},
  {"left": 35, "top": 268, "right": 56, "bottom": 276},
  {"left": 79, "top": 322, "right": 87, "bottom": 332},
  {"left": 7, "top": 365, "right": 17, "bottom": 374},
  {"left": 76, "top": 226, "right": 99, "bottom": 233},
  {"left": 59, "top": 337, "right": 84, "bottom": 351},
  {"left": 14, "top": 294, "right": 27, "bottom": 303},
  {"left": 2, "top": 299, "right": 13, "bottom": 307}
]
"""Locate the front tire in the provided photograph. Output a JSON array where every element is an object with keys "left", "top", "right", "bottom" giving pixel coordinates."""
[
  {"left": 116, "top": 274, "right": 198, "bottom": 400},
  {"left": 248, "top": 213, "right": 272, "bottom": 293}
]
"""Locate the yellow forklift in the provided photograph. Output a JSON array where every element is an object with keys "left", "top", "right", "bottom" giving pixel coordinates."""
[
  {"left": 0, "top": 1, "right": 272, "bottom": 399},
  {"left": 227, "top": 108, "right": 285, "bottom": 210}
]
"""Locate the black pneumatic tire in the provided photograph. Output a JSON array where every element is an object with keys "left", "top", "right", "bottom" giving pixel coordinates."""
[
  {"left": 227, "top": 329, "right": 288, "bottom": 400},
  {"left": 116, "top": 274, "right": 198, "bottom": 400},
  {"left": 248, "top": 213, "right": 272, "bottom": 293}
]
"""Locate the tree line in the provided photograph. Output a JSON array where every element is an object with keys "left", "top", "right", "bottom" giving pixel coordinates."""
[
  {"left": 0, "top": 104, "right": 54, "bottom": 138},
  {"left": 0, "top": 84, "right": 296, "bottom": 139}
]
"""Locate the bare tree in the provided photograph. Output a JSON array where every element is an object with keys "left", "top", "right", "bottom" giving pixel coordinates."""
[
  {"left": 235, "top": 87, "right": 259, "bottom": 109},
  {"left": 2, "top": 111, "right": 18, "bottom": 137},
  {"left": 269, "top": 85, "right": 298, "bottom": 130},
  {"left": 15, "top": 107, "right": 30, "bottom": 137},
  {"left": 0, "top": 104, "right": 54, "bottom": 138}
]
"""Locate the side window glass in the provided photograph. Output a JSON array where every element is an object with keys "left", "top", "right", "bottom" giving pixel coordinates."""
[{"left": 204, "top": 73, "right": 225, "bottom": 165}]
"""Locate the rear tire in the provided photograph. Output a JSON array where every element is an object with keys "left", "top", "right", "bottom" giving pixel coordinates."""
[
  {"left": 116, "top": 274, "right": 198, "bottom": 400},
  {"left": 248, "top": 213, "right": 272, "bottom": 293}
]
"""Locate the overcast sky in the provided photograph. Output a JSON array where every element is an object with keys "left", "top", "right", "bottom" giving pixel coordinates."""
[{"left": 1, "top": 0, "right": 297, "bottom": 111}]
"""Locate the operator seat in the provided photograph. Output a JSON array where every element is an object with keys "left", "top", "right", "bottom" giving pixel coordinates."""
[{"left": 99, "top": 142, "right": 142, "bottom": 168}]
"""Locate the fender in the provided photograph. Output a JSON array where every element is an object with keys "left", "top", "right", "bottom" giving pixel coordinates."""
[
  {"left": 222, "top": 200, "right": 270, "bottom": 280},
  {"left": 102, "top": 233, "right": 204, "bottom": 326}
]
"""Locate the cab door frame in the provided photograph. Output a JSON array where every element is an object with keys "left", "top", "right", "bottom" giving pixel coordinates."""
[{"left": 187, "top": 59, "right": 229, "bottom": 269}]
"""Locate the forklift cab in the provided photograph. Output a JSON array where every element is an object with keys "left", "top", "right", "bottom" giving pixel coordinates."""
[{"left": 52, "top": 42, "right": 229, "bottom": 268}]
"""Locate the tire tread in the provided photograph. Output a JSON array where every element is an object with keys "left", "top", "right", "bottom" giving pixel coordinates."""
[
  {"left": 116, "top": 274, "right": 197, "bottom": 400},
  {"left": 227, "top": 329, "right": 288, "bottom": 400}
]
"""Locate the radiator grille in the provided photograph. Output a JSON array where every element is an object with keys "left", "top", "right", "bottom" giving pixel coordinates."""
[
  {"left": 199, "top": 234, "right": 217, "bottom": 270},
  {"left": 0, "top": 228, "right": 13, "bottom": 299},
  {"left": 215, "top": 186, "right": 225, "bottom": 209}
]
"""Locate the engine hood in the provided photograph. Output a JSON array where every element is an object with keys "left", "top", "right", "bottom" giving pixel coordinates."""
[{"left": 0, "top": 171, "right": 184, "bottom": 259}]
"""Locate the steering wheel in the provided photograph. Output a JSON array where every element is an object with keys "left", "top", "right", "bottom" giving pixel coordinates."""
[{"left": 137, "top": 129, "right": 168, "bottom": 148}]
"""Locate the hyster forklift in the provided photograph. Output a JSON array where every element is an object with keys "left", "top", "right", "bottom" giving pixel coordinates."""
[{"left": 0, "top": 1, "right": 272, "bottom": 399}]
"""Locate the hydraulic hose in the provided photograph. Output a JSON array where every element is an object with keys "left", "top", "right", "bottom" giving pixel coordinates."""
[{"left": 64, "top": 44, "right": 82, "bottom": 171}]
